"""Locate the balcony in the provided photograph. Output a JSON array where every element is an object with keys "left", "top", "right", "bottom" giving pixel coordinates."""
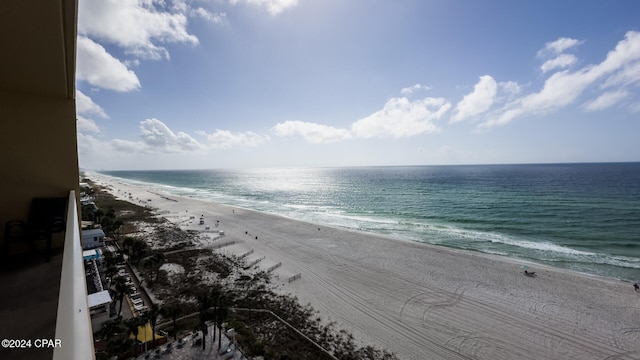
[{"left": 0, "top": 191, "right": 94, "bottom": 360}]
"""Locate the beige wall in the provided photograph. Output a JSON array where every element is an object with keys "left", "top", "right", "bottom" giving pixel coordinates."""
[{"left": 0, "top": 89, "right": 79, "bottom": 247}]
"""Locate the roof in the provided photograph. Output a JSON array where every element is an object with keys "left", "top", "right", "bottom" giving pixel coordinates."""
[
  {"left": 82, "top": 249, "right": 97, "bottom": 257},
  {"left": 130, "top": 323, "right": 166, "bottom": 343},
  {"left": 88, "top": 290, "right": 112, "bottom": 308},
  {"left": 82, "top": 228, "right": 105, "bottom": 238}
]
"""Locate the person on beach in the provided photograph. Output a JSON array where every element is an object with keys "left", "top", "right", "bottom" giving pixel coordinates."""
[{"left": 634, "top": 283, "right": 639, "bottom": 292}]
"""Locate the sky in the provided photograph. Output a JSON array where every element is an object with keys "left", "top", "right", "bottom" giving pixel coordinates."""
[{"left": 76, "top": 0, "right": 640, "bottom": 170}]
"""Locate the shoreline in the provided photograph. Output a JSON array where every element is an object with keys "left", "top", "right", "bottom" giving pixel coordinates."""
[{"left": 88, "top": 172, "right": 640, "bottom": 360}]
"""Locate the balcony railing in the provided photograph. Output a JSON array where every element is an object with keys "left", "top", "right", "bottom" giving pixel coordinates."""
[{"left": 53, "top": 190, "right": 95, "bottom": 360}]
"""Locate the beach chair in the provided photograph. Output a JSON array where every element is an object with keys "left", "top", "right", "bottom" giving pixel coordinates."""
[{"left": 3, "top": 197, "right": 67, "bottom": 262}]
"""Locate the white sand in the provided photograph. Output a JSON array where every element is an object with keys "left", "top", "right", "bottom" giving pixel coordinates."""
[{"left": 90, "top": 173, "right": 640, "bottom": 360}]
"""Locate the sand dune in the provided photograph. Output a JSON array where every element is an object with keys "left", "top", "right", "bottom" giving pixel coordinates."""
[{"left": 92, "top": 173, "right": 640, "bottom": 360}]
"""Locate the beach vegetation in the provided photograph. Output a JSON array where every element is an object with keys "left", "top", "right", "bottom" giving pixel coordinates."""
[
  {"left": 84, "top": 180, "right": 398, "bottom": 360},
  {"left": 95, "top": 317, "right": 133, "bottom": 359},
  {"left": 142, "top": 252, "right": 166, "bottom": 285}
]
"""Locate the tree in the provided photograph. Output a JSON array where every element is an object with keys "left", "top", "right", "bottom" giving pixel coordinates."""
[
  {"left": 126, "top": 316, "right": 145, "bottom": 356},
  {"left": 216, "top": 294, "right": 229, "bottom": 350},
  {"left": 122, "top": 237, "right": 134, "bottom": 257},
  {"left": 97, "top": 317, "right": 132, "bottom": 358},
  {"left": 197, "top": 292, "right": 213, "bottom": 350},
  {"left": 160, "top": 302, "right": 182, "bottom": 340},
  {"left": 148, "top": 303, "right": 160, "bottom": 349},
  {"left": 130, "top": 239, "right": 148, "bottom": 265},
  {"left": 103, "top": 251, "right": 118, "bottom": 281},
  {"left": 143, "top": 253, "right": 166, "bottom": 284},
  {"left": 208, "top": 286, "right": 222, "bottom": 345},
  {"left": 112, "top": 276, "right": 129, "bottom": 317},
  {"left": 97, "top": 317, "right": 125, "bottom": 341},
  {"left": 95, "top": 208, "right": 104, "bottom": 223}
]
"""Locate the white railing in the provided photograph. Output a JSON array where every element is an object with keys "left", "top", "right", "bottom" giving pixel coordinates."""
[{"left": 53, "top": 190, "right": 95, "bottom": 360}]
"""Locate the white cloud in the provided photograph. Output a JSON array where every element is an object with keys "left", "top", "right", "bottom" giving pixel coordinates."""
[
  {"left": 499, "top": 81, "right": 521, "bottom": 97},
  {"left": 76, "top": 90, "right": 109, "bottom": 118},
  {"left": 584, "top": 90, "right": 629, "bottom": 111},
  {"left": 351, "top": 97, "right": 450, "bottom": 138},
  {"left": 139, "top": 118, "right": 207, "bottom": 152},
  {"left": 401, "top": 83, "right": 431, "bottom": 95},
  {"left": 484, "top": 31, "right": 640, "bottom": 128},
  {"left": 111, "top": 138, "right": 149, "bottom": 153},
  {"left": 190, "top": 8, "right": 227, "bottom": 23},
  {"left": 538, "top": 37, "right": 582, "bottom": 56},
  {"left": 273, "top": 97, "right": 452, "bottom": 143},
  {"left": 197, "top": 129, "right": 270, "bottom": 149},
  {"left": 78, "top": 0, "right": 198, "bottom": 60},
  {"left": 602, "top": 59, "right": 640, "bottom": 88},
  {"left": 541, "top": 54, "right": 578, "bottom": 73},
  {"left": 450, "top": 75, "right": 497, "bottom": 123},
  {"left": 229, "top": 0, "right": 298, "bottom": 15},
  {"left": 76, "top": 36, "right": 141, "bottom": 92},
  {"left": 77, "top": 116, "right": 101, "bottom": 133},
  {"left": 272, "top": 121, "right": 352, "bottom": 144}
]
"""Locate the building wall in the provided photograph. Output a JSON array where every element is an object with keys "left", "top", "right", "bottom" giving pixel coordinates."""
[{"left": 0, "top": 89, "right": 79, "bottom": 248}]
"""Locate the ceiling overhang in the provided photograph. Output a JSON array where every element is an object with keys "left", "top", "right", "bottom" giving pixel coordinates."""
[{"left": 0, "top": 0, "right": 77, "bottom": 99}]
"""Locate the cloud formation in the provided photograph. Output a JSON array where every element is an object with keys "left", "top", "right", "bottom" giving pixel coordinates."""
[
  {"left": 190, "top": 7, "right": 227, "bottom": 23},
  {"left": 483, "top": 31, "right": 640, "bottom": 127},
  {"left": 450, "top": 75, "right": 497, "bottom": 123},
  {"left": 584, "top": 90, "right": 629, "bottom": 111},
  {"left": 197, "top": 129, "right": 270, "bottom": 149},
  {"left": 538, "top": 37, "right": 583, "bottom": 55},
  {"left": 352, "top": 97, "right": 450, "bottom": 138},
  {"left": 401, "top": 83, "right": 431, "bottom": 95},
  {"left": 274, "top": 96, "right": 451, "bottom": 143},
  {"left": 230, "top": 0, "right": 299, "bottom": 15},
  {"left": 76, "top": 90, "right": 109, "bottom": 119},
  {"left": 540, "top": 54, "right": 578, "bottom": 73},
  {"left": 273, "top": 121, "right": 352, "bottom": 144},
  {"left": 77, "top": 116, "right": 101, "bottom": 133},
  {"left": 139, "top": 118, "right": 206, "bottom": 152},
  {"left": 78, "top": 0, "right": 198, "bottom": 60},
  {"left": 76, "top": 36, "right": 141, "bottom": 92}
]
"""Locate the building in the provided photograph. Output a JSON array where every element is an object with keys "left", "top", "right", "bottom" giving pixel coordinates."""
[
  {"left": 82, "top": 228, "right": 106, "bottom": 250},
  {"left": 0, "top": 1, "right": 92, "bottom": 359}
]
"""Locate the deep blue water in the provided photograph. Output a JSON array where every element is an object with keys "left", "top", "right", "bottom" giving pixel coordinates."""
[{"left": 98, "top": 163, "right": 640, "bottom": 281}]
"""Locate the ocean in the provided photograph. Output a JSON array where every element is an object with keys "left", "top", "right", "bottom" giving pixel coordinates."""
[{"left": 99, "top": 163, "right": 640, "bottom": 281}]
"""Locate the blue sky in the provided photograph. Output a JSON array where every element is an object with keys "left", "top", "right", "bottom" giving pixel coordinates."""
[{"left": 76, "top": 0, "right": 640, "bottom": 170}]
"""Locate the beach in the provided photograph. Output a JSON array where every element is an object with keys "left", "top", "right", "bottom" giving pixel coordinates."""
[{"left": 91, "top": 173, "right": 640, "bottom": 360}]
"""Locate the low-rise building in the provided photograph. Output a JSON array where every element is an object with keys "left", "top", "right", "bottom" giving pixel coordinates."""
[{"left": 82, "top": 229, "right": 106, "bottom": 250}]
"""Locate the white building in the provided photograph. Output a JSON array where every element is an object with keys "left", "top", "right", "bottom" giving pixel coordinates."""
[{"left": 81, "top": 228, "right": 105, "bottom": 250}]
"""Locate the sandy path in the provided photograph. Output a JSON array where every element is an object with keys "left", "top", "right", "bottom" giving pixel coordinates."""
[{"left": 91, "top": 173, "right": 640, "bottom": 360}]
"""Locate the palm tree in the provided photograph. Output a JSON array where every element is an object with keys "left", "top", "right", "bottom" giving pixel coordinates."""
[
  {"left": 122, "top": 236, "right": 134, "bottom": 257},
  {"left": 209, "top": 286, "right": 221, "bottom": 345},
  {"left": 97, "top": 317, "right": 132, "bottom": 358},
  {"left": 126, "top": 316, "right": 145, "bottom": 356},
  {"left": 144, "top": 253, "right": 166, "bottom": 284},
  {"left": 216, "top": 298, "right": 229, "bottom": 350},
  {"left": 97, "top": 317, "right": 125, "bottom": 341},
  {"left": 197, "top": 292, "right": 213, "bottom": 350},
  {"left": 112, "top": 276, "right": 129, "bottom": 317},
  {"left": 137, "top": 312, "right": 150, "bottom": 353},
  {"left": 160, "top": 302, "right": 182, "bottom": 340},
  {"left": 148, "top": 303, "right": 160, "bottom": 349},
  {"left": 130, "top": 239, "right": 147, "bottom": 264}
]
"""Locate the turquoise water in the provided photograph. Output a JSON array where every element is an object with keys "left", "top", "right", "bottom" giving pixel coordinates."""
[{"left": 99, "top": 163, "right": 640, "bottom": 281}]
